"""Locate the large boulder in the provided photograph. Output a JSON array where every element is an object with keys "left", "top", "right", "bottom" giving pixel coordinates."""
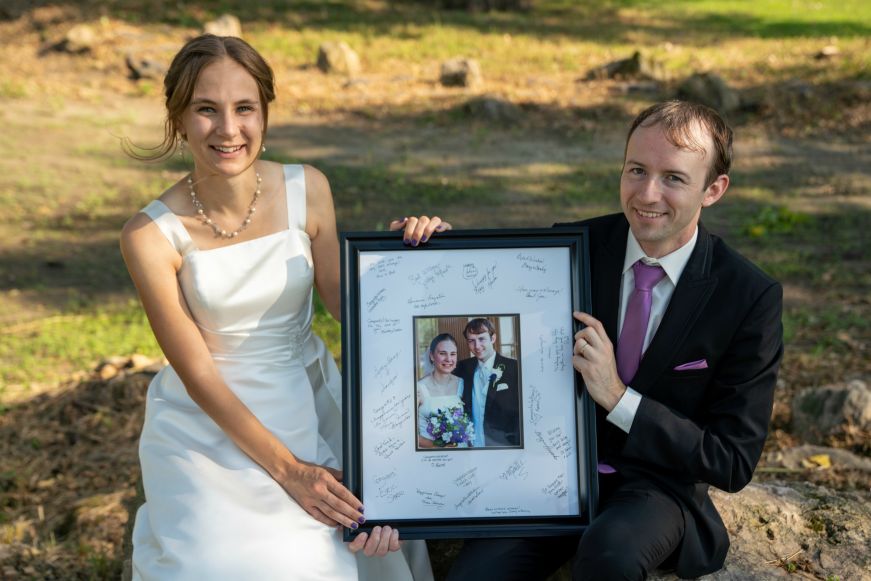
[
  {"left": 125, "top": 53, "right": 168, "bottom": 81},
  {"left": 316, "top": 41, "right": 362, "bottom": 77},
  {"left": 675, "top": 72, "right": 740, "bottom": 113},
  {"left": 585, "top": 51, "right": 668, "bottom": 82},
  {"left": 53, "top": 24, "right": 97, "bottom": 54},
  {"left": 649, "top": 482, "right": 871, "bottom": 580},
  {"left": 792, "top": 379, "right": 870, "bottom": 444},
  {"left": 440, "top": 58, "right": 483, "bottom": 88}
]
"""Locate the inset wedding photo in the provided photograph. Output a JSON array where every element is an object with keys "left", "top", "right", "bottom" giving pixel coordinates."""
[{"left": 414, "top": 315, "right": 523, "bottom": 451}]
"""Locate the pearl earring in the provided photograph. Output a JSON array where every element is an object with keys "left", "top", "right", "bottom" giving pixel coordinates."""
[
  {"left": 178, "top": 138, "right": 186, "bottom": 156},
  {"left": 261, "top": 143, "right": 267, "bottom": 153}
]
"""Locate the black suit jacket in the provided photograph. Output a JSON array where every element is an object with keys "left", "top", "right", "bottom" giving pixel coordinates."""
[
  {"left": 454, "top": 353, "right": 521, "bottom": 447},
  {"left": 560, "top": 213, "right": 783, "bottom": 578}
]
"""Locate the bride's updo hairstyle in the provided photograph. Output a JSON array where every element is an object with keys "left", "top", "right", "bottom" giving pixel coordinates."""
[{"left": 125, "top": 34, "right": 275, "bottom": 161}]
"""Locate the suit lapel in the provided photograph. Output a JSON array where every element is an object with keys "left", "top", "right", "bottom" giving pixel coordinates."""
[
  {"left": 592, "top": 217, "right": 628, "bottom": 342},
  {"left": 631, "top": 223, "right": 718, "bottom": 392}
]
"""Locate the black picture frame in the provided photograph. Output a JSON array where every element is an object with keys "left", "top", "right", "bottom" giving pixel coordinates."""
[{"left": 340, "top": 228, "right": 597, "bottom": 541}]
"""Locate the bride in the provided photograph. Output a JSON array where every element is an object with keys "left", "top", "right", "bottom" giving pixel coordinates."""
[{"left": 120, "top": 34, "right": 440, "bottom": 579}]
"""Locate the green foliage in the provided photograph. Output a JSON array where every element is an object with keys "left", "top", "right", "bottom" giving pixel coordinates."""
[
  {"left": 0, "top": 300, "right": 161, "bottom": 387},
  {"left": 0, "top": 80, "right": 28, "bottom": 99},
  {"left": 744, "top": 205, "right": 811, "bottom": 238}
]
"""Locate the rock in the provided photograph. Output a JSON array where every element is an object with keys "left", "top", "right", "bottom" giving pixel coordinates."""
[
  {"left": 648, "top": 482, "right": 871, "bottom": 580},
  {"left": 142, "top": 358, "right": 168, "bottom": 375},
  {"left": 203, "top": 14, "right": 242, "bottom": 38},
  {"left": 98, "top": 363, "right": 119, "bottom": 381},
  {"left": 54, "top": 24, "right": 96, "bottom": 54},
  {"left": 316, "top": 41, "right": 361, "bottom": 77},
  {"left": 814, "top": 45, "right": 840, "bottom": 60},
  {"left": 584, "top": 51, "right": 669, "bottom": 82},
  {"left": 464, "top": 95, "right": 521, "bottom": 124},
  {"left": 440, "top": 58, "right": 483, "bottom": 88},
  {"left": 792, "top": 379, "right": 870, "bottom": 443},
  {"left": 776, "top": 444, "right": 871, "bottom": 472},
  {"left": 675, "top": 72, "right": 740, "bottom": 113},
  {"left": 128, "top": 354, "right": 155, "bottom": 370},
  {"left": 125, "top": 54, "right": 167, "bottom": 81}
]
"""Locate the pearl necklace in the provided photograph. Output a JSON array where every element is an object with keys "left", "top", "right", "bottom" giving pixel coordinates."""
[{"left": 187, "top": 171, "right": 262, "bottom": 239}]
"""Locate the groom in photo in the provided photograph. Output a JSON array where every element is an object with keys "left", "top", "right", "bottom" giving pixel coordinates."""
[{"left": 453, "top": 317, "right": 521, "bottom": 448}]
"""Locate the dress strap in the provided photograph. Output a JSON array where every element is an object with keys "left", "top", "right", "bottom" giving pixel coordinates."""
[
  {"left": 140, "top": 200, "right": 196, "bottom": 256},
  {"left": 283, "top": 164, "right": 307, "bottom": 232}
]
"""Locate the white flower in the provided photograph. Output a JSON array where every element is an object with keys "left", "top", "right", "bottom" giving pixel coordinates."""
[
  {"left": 491, "top": 366, "right": 503, "bottom": 381},
  {"left": 442, "top": 432, "right": 452, "bottom": 442}
]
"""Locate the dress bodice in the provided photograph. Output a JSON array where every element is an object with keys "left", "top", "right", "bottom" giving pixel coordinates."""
[
  {"left": 141, "top": 165, "right": 315, "bottom": 363},
  {"left": 417, "top": 375, "right": 465, "bottom": 438}
]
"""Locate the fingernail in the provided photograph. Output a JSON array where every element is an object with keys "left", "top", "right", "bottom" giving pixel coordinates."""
[
  {"left": 436, "top": 224, "right": 446, "bottom": 231},
  {"left": 401, "top": 217, "right": 407, "bottom": 222},
  {"left": 359, "top": 506, "right": 365, "bottom": 512},
  {"left": 403, "top": 238, "right": 410, "bottom": 245},
  {"left": 421, "top": 236, "right": 428, "bottom": 242},
  {"left": 358, "top": 516, "right": 366, "bottom": 524},
  {"left": 411, "top": 239, "right": 419, "bottom": 246},
  {"left": 351, "top": 522, "right": 359, "bottom": 529}
]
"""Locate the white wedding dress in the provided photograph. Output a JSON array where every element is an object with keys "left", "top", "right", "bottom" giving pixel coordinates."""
[
  {"left": 132, "top": 165, "right": 431, "bottom": 581},
  {"left": 417, "top": 376, "right": 465, "bottom": 441}
]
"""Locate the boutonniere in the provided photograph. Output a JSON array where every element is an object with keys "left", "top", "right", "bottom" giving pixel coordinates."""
[{"left": 489, "top": 364, "right": 505, "bottom": 384}]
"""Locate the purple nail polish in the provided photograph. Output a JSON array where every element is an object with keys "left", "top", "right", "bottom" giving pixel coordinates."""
[
  {"left": 351, "top": 522, "right": 358, "bottom": 530},
  {"left": 359, "top": 506, "right": 365, "bottom": 513},
  {"left": 421, "top": 236, "right": 428, "bottom": 242},
  {"left": 403, "top": 238, "right": 410, "bottom": 245},
  {"left": 358, "top": 516, "right": 366, "bottom": 524},
  {"left": 412, "top": 239, "right": 419, "bottom": 246}
]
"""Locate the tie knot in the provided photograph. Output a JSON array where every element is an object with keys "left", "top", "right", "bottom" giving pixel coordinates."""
[{"left": 633, "top": 261, "right": 666, "bottom": 291}]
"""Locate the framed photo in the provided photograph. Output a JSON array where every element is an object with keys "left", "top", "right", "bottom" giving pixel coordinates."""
[{"left": 340, "top": 228, "right": 596, "bottom": 540}]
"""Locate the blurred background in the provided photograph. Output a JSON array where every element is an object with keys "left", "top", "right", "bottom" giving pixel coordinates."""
[{"left": 0, "top": 1, "right": 868, "bottom": 578}]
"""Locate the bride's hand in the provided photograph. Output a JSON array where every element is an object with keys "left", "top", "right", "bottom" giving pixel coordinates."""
[
  {"left": 347, "top": 525, "right": 401, "bottom": 557},
  {"left": 279, "top": 461, "right": 364, "bottom": 530},
  {"left": 389, "top": 216, "right": 452, "bottom": 246}
]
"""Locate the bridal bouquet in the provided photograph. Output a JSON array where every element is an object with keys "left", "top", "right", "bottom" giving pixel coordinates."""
[{"left": 425, "top": 404, "right": 475, "bottom": 447}]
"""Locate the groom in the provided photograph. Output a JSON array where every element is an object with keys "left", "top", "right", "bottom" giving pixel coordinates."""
[{"left": 453, "top": 318, "right": 521, "bottom": 447}]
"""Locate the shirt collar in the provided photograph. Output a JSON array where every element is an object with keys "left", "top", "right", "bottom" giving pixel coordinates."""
[
  {"left": 477, "top": 353, "right": 497, "bottom": 371},
  {"left": 622, "top": 227, "right": 698, "bottom": 286}
]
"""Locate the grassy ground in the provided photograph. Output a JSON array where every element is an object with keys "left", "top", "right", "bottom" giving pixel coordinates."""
[{"left": 0, "top": 0, "right": 869, "bottom": 577}]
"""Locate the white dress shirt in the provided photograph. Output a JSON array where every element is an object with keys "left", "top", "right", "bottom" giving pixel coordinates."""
[{"left": 606, "top": 227, "right": 698, "bottom": 433}]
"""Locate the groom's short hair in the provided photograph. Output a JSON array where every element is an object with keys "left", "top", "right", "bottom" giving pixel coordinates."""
[{"left": 463, "top": 318, "right": 496, "bottom": 339}]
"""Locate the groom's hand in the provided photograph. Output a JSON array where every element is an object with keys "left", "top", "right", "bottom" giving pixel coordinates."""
[
  {"left": 389, "top": 216, "right": 452, "bottom": 246},
  {"left": 347, "top": 525, "right": 401, "bottom": 557}
]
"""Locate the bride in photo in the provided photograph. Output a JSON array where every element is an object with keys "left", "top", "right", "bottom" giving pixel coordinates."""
[{"left": 416, "top": 333, "right": 470, "bottom": 449}]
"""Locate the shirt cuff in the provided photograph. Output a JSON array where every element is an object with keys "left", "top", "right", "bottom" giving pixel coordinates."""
[{"left": 606, "top": 386, "right": 642, "bottom": 433}]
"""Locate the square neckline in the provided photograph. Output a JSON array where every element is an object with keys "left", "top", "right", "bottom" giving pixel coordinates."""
[{"left": 147, "top": 165, "right": 310, "bottom": 258}]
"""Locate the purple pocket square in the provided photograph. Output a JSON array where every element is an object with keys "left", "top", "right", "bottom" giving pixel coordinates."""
[{"left": 674, "top": 359, "right": 708, "bottom": 371}]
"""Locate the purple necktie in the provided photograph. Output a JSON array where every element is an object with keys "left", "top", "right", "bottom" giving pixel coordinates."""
[{"left": 616, "top": 261, "right": 666, "bottom": 384}]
